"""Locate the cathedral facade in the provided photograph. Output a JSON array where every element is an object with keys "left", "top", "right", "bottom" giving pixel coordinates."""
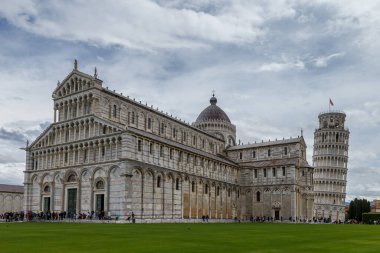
[{"left": 24, "top": 62, "right": 314, "bottom": 221}]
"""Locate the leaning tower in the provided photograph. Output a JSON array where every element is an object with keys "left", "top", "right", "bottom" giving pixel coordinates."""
[{"left": 313, "top": 111, "right": 349, "bottom": 222}]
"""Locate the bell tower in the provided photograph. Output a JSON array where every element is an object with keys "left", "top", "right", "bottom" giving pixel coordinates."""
[{"left": 313, "top": 111, "right": 349, "bottom": 222}]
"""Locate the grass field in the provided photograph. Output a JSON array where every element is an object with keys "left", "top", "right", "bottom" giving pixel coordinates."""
[{"left": 1, "top": 222, "right": 380, "bottom": 253}]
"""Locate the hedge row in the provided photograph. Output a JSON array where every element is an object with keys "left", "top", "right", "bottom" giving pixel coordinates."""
[{"left": 362, "top": 213, "right": 380, "bottom": 224}]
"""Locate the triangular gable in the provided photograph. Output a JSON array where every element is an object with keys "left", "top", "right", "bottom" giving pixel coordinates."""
[
  {"left": 52, "top": 69, "right": 103, "bottom": 99},
  {"left": 28, "top": 124, "right": 53, "bottom": 150}
]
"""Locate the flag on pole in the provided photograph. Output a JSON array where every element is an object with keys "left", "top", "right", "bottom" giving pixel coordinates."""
[{"left": 329, "top": 98, "right": 334, "bottom": 106}]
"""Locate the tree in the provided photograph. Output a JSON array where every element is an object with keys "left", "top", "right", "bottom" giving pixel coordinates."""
[{"left": 348, "top": 198, "right": 371, "bottom": 222}]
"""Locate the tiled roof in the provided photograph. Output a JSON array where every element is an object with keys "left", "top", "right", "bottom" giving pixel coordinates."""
[
  {"left": 227, "top": 137, "right": 303, "bottom": 151},
  {"left": 0, "top": 184, "right": 24, "bottom": 193},
  {"left": 239, "top": 158, "right": 312, "bottom": 168}
]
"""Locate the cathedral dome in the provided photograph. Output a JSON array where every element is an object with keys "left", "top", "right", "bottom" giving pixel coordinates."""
[{"left": 195, "top": 95, "right": 231, "bottom": 123}]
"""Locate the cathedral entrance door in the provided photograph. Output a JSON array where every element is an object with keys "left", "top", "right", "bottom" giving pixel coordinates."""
[
  {"left": 67, "top": 188, "right": 77, "bottom": 214},
  {"left": 43, "top": 197, "right": 51, "bottom": 213},
  {"left": 96, "top": 194, "right": 105, "bottom": 212},
  {"left": 275, "top": 210, "right": 280, "bottom": 220}
]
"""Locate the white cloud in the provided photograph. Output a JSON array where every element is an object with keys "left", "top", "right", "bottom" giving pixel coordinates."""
[
  {"left": 313, "top": 52, "right": 346, "bottom": 68},
  {"left": 0, "top": 163, "right": 25, "bottom": 185},
  {"left": 256, "top": 60, "right": 305, "bottom": 72},
  {"left": 0, "top": 0, "right": 268, "bottom": 50}
]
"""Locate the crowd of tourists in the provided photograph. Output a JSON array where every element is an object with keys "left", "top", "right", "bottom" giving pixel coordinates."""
[
  {"left": 23, "top": 210, "right": 111, "bottom": 221},
  {"left": 0, "top": 210, "right": 112, "bottom": 222},
  {"left": 0, "top": 212, "right": 25, "bottom": 222},
  {"left": 0, "top": 212, "right": 371, "bottom": 224},
  {"left": 246, "top": 215, "right": 342, "bottom": 224}
]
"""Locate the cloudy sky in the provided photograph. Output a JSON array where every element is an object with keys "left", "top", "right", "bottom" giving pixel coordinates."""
[{"left": 0, "top": 0, "right": 379, "bottom": 201}]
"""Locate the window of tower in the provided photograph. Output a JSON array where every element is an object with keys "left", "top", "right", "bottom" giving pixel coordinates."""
[
  {"left": 113, "top": 105, "right": 117, "bottom": 118},
  {"left": 256, "top": 191, "right": 261, "bottom": 202},
  {"left": 131, "top": 112, "right": 135, "bottom": 124},
  {"left": 160, "top": 123, "right": 165, "bottom": 134},
  {"left": 149, "top": 143, "right": 154, "bottom": 155},
  {"left": 138, "top": 140, "right": 142, "bottom": 152}
]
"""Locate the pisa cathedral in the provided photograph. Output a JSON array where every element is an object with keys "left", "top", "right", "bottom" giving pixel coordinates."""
[{"left": 23, "top": 61, "right": 347, "bottom": 222}]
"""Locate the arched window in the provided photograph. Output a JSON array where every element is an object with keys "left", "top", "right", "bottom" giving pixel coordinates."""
[
  {"left": 217, "top": 186, "right": 220, "bottom": 196},
  {"left": 96, "top": 180, "right": 104, "bottom": 189},
  {"left": 131, "top": 112, "right": 135, "bottom": 124},
  {"left": 256, "top": 191, "right": 261, "bottom": 202},
  {"left": 157, "top": 176, "right": 161, "bottom": 188},
  {"left": 44, "top": 185, "right": 50, "bottom": 193},
  {"left": 67, "top": 174, "right": 76, "bottom": 182},
  {"left": 176, "top": 178, "right": 180, "bottom": 190},
  {"left": 138, "top": 140, "right": 142, "bottom": 152},
  {"left": 113, "top": 105, "right": 117, "bottom": 118},
  {"left": 191, "top": 181, "right": 195, "bottom": 192},
  {"left": 205, "top": 184, "right": 208, "bottom": 194},
  {"left": 149, "top": 143, "right": 154, "bottom": 155},
  {"left": 147, "top": 118, "right": 152, "bottom": 129},
  {"left": 160, "top": 123, "right": 165, "bottom": 134}
]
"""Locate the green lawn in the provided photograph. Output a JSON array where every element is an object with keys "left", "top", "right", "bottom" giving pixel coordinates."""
[{"left": 1, "top": 222, "right": 380, "bottom": 253}]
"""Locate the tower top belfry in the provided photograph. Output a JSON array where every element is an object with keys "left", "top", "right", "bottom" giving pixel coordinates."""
[{"left": 318, "top": 111, "right": 346, "bottom": 129}]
